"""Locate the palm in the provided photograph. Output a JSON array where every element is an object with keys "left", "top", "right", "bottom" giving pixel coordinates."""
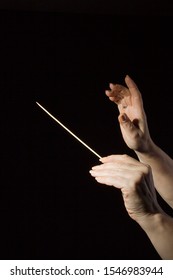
[{"left": 117, "top": 91, "right": 141, "bottom": 123}]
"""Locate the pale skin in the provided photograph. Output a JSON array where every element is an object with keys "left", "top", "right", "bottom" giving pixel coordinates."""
[{"left": 90, "top": 75, "right": 173, "bottom": 259}]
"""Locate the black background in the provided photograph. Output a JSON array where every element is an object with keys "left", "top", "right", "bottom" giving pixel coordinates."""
[{"left": 1, "top": 1, "right": 173, "bottom": 260}]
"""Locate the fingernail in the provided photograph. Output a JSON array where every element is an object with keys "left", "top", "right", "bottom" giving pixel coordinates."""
[
  {"left": 121, "top": 114, "right": 128, "bottom": 122},
  {"left": 92, "top": 166, "right": 97, "bottom": 170},
  {"left": 99, "top": 157, "right": 107, "bottom": 162}
]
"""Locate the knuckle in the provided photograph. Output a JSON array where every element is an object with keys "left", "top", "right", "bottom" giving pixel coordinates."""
[
  {"left": 133, "top": 171, "right": 144, "bottom": 185},
  {"left": 107, "top": 155, "right": 115, "bottom": 161},
  {"left": 122, "top": 154, "right": 129, "bottom": 160},
  {"left": 142, "top": 163, "right": 151, "bottom": 174}
]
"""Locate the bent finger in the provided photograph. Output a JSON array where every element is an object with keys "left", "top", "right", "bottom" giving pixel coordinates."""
[{"left": 94, "top": 176, "right": 126, "bottom": 189}]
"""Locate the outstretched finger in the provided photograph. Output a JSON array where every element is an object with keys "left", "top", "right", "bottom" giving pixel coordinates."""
[
  {"left": 99, "top": 154, "right": 139, "bottom": 165},
  {"left": 125, "top": 75, "right": 143, "bottom": 108}
]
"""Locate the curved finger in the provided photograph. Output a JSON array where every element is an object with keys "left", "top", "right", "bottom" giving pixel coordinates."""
[
  {"left": 100, "top": 154, "right": 139, "bottom": 164},
  {"left": 91, "top": 162, "right": 143, "bottom": 173},
  {"left": 105, "top": 84, "right": 130, "bottom": 105},
  {"left": 98, "top": 155, "right": 150, "bottom": 175},
  {"left": 94, "top": 175, "right": 128, "bottom": 189},
  {"left": 90, "top": 165, "right": 138, "bottom": 176}
]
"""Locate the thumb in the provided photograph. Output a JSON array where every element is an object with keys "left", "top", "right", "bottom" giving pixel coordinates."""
[{"left": 118, "top": 113, "right": 138, "bottom": 132}]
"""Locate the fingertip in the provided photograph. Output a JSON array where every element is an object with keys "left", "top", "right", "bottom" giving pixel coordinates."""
[
  {"left": 99, "top": 156, "right": 111, "bottom": 162},
  {"left": 99, "top": 157, "right": 106, "bottom": 162},
  {"left": 109, "top": 83, "right": 114, "bottom": 89},
  {"left": 125, "top": 74, "right": 138, "bottom": 89},
  {"left": 105, "top": 90, "right": 110, "bottom": 95},
  {"left": 125, "top": 74, "right": 132, "bottom": 82},
  {"left": 125, "top": 74, "right": 130, "bottom": 79}
]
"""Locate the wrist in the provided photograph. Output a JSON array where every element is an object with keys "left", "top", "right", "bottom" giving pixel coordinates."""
[
  {"left": 137, "top": 211, "right": 166, "bottom": 234},
  {"left": 137, "top": 212, "right": 173, "bottom": 260},
  {"left": 135, "top": 140, "right": 159, "bottom": 161}
]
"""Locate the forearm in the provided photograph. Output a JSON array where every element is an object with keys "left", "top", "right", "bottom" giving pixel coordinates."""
[
  {"left": 138, "top": 212, "right": 173, "bottom": 260},
  {"left": 135, "top": 141, "right": 173, "bottom": 208}
]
